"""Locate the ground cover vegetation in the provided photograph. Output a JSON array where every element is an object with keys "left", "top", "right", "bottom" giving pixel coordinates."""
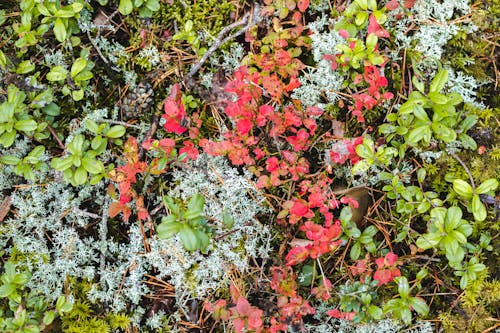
[{"left": 0, "top": 0, "right": 499, "bottom": 332}]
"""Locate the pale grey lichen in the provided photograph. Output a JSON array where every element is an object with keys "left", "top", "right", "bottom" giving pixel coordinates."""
[
  {"left": 146, "top": 154, "right": 271, "bottom": 303},
  {"left": 291, "top": 16, "right": 345, "bottom": 107}
]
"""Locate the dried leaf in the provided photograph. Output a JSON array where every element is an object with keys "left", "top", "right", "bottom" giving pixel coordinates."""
[{"left": 0, "top": 196, "right": 11, "bottom": 222}]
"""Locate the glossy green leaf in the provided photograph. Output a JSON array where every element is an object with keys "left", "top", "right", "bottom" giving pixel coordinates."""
[
  {"left": 368, "top": 305, "right": 383, "bottom": 319},
  {"left": 179, "top": 225, "right": 199, "bottom": 251},
  {"left": 472, "top": 194, "right": 486, "bottom": 221},
  {"left": 51, "top": 157, "right": 73, "bottom": 171},
  {"left": 118, "top": 0, "right": 134, "bottom": 15},
  {"left": 16, "top": 60, "right": 35, "bottom": 74},
  {"left": 453, "top": 179, "right": 473, "bottom": 199},
  {"left": 410, "top": 297, "right": 429, "bottom": 316},
  {"left": 350, "top": 242, "right": 361, "bottom": 260},
  {"left": 105, "top": 125, "right": 126, "bottom": 138},
  {"left": 46, "top": 66, "right": 68, "bottom": 81},
  {"left": 0, "top": 283, "right": 15, "bottom": 297},
  {"left": 444, "top": 206, "right": 462, "bottom": 232},
  {"left": 85, "top": 119, "right": 100, "bottom": 134},
  {"left": 43, "top": 311, "right": 55, "bottom": 325},
  {"left": 407, "top": 125, "right": 431, "bottom": 145},
  {"left": 397, "top": 276, "right": 410, "bottom": 298},
  {"left": 14, "top": 119, "right": 37, "bottom": 132},
  {"left": 72, "top": 89, "right": 84, "bottom": 101},
  {"left": 1, "top": 155, "right": 21, "bottom": 165},
  {"left": 429, "top": 70, "right": 448, "bottom": 93},
  {"left": 476, "top": 179, "right": 498, "bottom": 194},
  {"left": 73, "top": 166, "right": 88, "bottom": 185},
  {"left": 416, "top": 232, "right": 441, "bottom": 250},
  {"left": 156, "top": 220, "right": 181, "bottom": 239},
  {"left": 53, "top": 18, "right": 67, "bottom": 42},
  {"left": 82, "top": 157, "right": 104, "bottom": 174}
]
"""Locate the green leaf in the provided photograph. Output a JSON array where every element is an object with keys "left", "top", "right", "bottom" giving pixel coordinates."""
[
  {"left": 428, "top": 92, "right": 449, "bottom": 104},
  {"left": 118, "top": 0, "right": 134, "bottom": 15},
  {"left": 43, "top": 102, "right": 60, "bottom": 116},
  {"left": 195, "top": 229, "right": 210, "bottom": 250},
  {"left": 412, "top": 76, "right": 425, "bottom": 93},
  {"left": 476, "top": 179, "right": 498, "bottom": 194},
  {"left": 472, "top": 194, "right": 486, "bottom": 221},
  {"left": 453, "top": 179, "right": 473, "bottom": 199},
  {"left": 416, "top": 233, "right": 441, "bottom": 250},
  {"left": 433, "top": 123, "right": 456, "bottom": 143},
  {"left": 417, "top": 168, "right": 426, "bottom": 183},
  {"left": 55, "top": 296, "right": 73, "bottom": 313},
  {"left": 350, "top": 242, "right": 361, "bottom": 260},
  {"left": 82, "top": 157, "right": 104, "bottom": 174},
  {"left": 51, "top": 157, "right": 73, "bottom": 171},
  {"left": 73, "top": 166, "right": 88, "bottom": 185},
  {"left": 368, "top": 305, "right": 383, "bottom": 320},
  {"left": 72, "top": 89, "right": 84, "bottom": 101},
  {"left": 163, "top": 196, "right": 180, "bottom": 216},
  {"left": 298, "top": 265, "right": 314, "bottom": 286},
  {"left": 46, "top": 66, "right": 68, "bottom": 82},
  {"left": 14, "top": 119, "right": 37, "bottom": 132},
  {"left": 366, "top": 33, "right": 378, "bottom": 50},
  {"left": 179, "top": 225, "right": 199, "bottom": 251},
  {"left": 355, "top": 11, "right": 369, "bottom": 26},
  {"left": 0, "top": 283, "right": 16, "bottom": 297},
  {"left": 397, "top": 277, "right": 410, "bottom": 299},
  {"left": 410, "top": 297, "right": 429, "bottom": 316},
  {"left": 91, "top": 135, "right": 106, "bottom": 152},
  {"left": 156, "top": 220, "right": 181, "bottom": 239},
  {"left": 16, "top": 60, "right": 35, "bottom": 74},
  {"left": 43, "top": 311, "right": 56, "bottom": 325},
  {"left": 53, "top": 18, "right": 67, "bottom": 42},
  {"left": 222, "top": 211, "right": 234, "bottom": 229},
  {"left": 85, "top": 119, "right": 100, "bottom": 134},
  {"left": 105, "top": 125, "right": 126, "bottom": 138},
  {"left": 445, "top": 241, "right": 464, "bottom": 264},
  {"left": 429, "top": 70, "right": 448, "bottom": 93},
  {"left": 407, "top": 125, "right": 431, "bottom": 145},
  {"left": 0, "top": 130, "right": 17, "bottom": 147},
  {"left": 185, "top": 193, "right": 205, "bottom": 219},
  {"left": 1, "top": 155, "right": 21, "bottom": 165},
  {"left": 145, "top": 0, "right": 160, "bottom": 11},
  {"left": 444, "top": 206, "right": 462, "bottom": 232}
]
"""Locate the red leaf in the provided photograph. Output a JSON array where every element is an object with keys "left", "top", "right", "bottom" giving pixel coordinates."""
[
  {"left": 385, "top": 0, "right": 399, "bottom": 10},
  {"left": 297, "top": 0, "right": 310, "bottom": 12},
  {"left": 236, "top": 119, "right": 252, "bottom": 136},
  {"left": 274, "top": 49, "right": 292, "bottom": 67},
  {"left": 404, "top": 0, "right": 416, "bottom": 8}
]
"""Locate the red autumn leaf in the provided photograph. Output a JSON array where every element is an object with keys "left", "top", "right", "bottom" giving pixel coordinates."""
[
  {"left": 385, "top": 0, "right": 399, "bottom": 10},
  {"left": 367, "top": 14, "right": 390, "bottom": 38},
  {"left": 297, "top": 0, "right": 310, "bottom": 12},
  {"left": 290, "top": 199, "right": 310, "bottom": 217},
  {"left": 236, "top": 118, "right": 253, "bottom": 136},
  {"left": 274, "top": 49, "right": 292, "bottom": 67},
  {"left": 404, "top": 0, "right": 416, "bottom": 8},
  {"left": 179, "top": 140, "right": 199, "bottom": 161},
  {"left": 285, "top": 246, "right": 310, "bottom": 266}
]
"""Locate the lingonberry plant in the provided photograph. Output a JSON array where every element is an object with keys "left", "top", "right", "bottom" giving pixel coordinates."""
[{"left": 1, "top": 0, "right": 498, "bottom": 331}]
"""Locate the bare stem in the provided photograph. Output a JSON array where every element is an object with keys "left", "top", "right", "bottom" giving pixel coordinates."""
[
  {"left": 185, "top": 5, "right": 260, "bottom": 81},
  {"left": 451, "top": 152, "right": 475, "bottom": 191}
]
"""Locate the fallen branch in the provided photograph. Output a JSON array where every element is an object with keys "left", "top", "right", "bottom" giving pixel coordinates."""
[{"left": 184, "top": 4, "right": 260, "bottom": 83}]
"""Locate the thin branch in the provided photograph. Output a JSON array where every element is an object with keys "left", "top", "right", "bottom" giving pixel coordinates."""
[
  {"left": 96, "top": 118, "right": 143, "bottom": 129},
  {"left": 185, "top": 5, "right": 260, "bottom": 81},
  {"left": 87, "top": 30, "right": 121, "bottom": 72},
  {"left": 47, "top": 124, "right": 65, "bottom": 150},
  {"left": 100, "top": 200, "right": 109, "bottom": 272},
  {"left": 450, "top": 152, "right": 476, "bottom": 191}
]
